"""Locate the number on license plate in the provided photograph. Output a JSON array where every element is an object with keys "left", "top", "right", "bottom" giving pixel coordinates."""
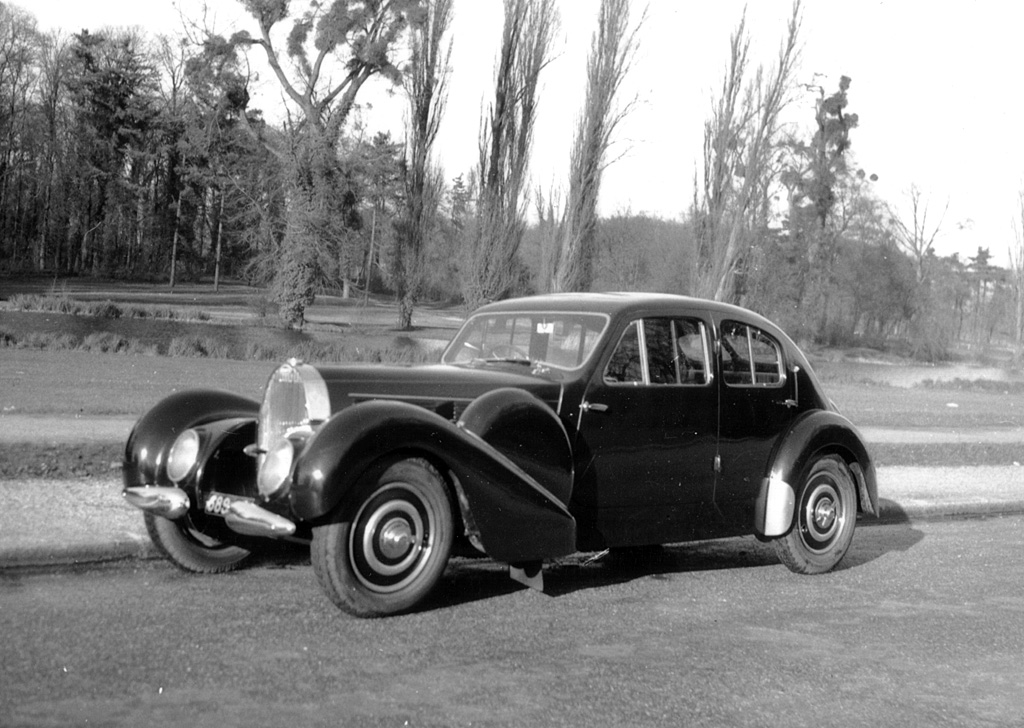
[{"left": 204, "top": 493, "right": 247, "bottom": 516}]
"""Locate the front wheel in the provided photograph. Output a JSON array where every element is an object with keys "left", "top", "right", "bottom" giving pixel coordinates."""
[
  {"left": 311, "top": 458, "right": 454, "bottom": 617},
  {"left": 144, "top": 511, "right": 252, "bottom": 573},
  {"left": 774, "top": 455, "right": 857, "bottom": 574}
]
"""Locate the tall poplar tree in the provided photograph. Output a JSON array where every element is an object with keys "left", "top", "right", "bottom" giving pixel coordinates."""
[
  {"left": 392, "top": 0, "right": 452, "bottom": 329},
  {"left": 463, "top": 0, "right": 557, "bottom": 309},
  {"left": 691, "top": 2, "right": 801, "bottom": 303},
  {"left": 550, "top": 0, "right": 641, "bottom": 294}
]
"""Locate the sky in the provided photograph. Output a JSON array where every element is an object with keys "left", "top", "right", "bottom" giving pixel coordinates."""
[{"left": 22, "top": 0, "right": 1024, "bottom": 267}]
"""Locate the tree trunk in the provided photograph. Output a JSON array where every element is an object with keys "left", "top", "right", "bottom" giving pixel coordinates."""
[
  {"left": 214, "top": 192, "right": 224, "bottom": 291},
  {"left": 170, "top": 190, "right": 183, "bottom": 288}
]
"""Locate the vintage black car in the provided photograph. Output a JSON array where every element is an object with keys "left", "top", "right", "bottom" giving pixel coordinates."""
[{"left": 123, "top": 293, "right": 877, "bottom": 617}]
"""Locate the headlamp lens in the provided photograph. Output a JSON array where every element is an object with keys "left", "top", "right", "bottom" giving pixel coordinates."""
[{"left": 166, "top": 429, "right": 201, "bottom": 483}]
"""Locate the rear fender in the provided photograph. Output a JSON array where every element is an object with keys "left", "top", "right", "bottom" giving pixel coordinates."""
[
  {"left": 292, "top": 393, "right": 576, "bottom": 563},
  {"left": 123, "top": 389, "right": 259, "bottom": 490},
  {"left": 754, "top": 410, "right": 878, "bottom": 538}
]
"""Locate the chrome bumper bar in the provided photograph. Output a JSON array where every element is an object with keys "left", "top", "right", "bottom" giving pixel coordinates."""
[
  {"left": 123, "top": 486, "right": 190, "bottom": 519},
  {"left": 225, "top": 501, "right": 297, "bottom": 538},
  {"left": 124, "top": 486, "right": 296, "bottom": 538}
]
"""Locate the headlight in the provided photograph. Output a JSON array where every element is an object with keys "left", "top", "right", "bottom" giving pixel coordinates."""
[
  {"left": 258, "top": 437, "right": 297, "bottom": 500},
  {"left": 166, "top": 429, "right": 201, "bottom": 483}
]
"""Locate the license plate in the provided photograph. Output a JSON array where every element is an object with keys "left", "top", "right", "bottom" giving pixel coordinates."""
[{"left": 204, "top": 493, "right": 252, "bottom": 516}]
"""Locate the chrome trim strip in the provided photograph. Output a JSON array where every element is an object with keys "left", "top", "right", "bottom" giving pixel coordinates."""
[{"left": 348, "top": 393, "right": 476, "bottom": 403}]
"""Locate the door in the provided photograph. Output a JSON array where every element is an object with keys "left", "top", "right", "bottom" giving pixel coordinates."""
[
  {"left": 574, "top": 316, "right": 719, "bottom": 546},
  {"left": 715, "top": 318, "right": 795, "bottom": 525}
]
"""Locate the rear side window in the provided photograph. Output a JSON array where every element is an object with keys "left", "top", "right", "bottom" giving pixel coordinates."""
[{"left": 721, "top": 321, "right": 784, "bottom": 387}]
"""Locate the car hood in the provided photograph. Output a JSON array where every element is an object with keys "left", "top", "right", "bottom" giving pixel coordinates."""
[{"left": 311, "top": 363, "right": 566, "bottom": 419}]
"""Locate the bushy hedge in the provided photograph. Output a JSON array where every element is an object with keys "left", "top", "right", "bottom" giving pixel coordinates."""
[
  {"left": 0, "top": 325, "right": 438, "bottom": 364},
  {"left": 9, "top": 293, "right": 210, "bottom": 322}
]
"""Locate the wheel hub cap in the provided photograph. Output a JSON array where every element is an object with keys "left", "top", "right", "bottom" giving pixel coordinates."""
[
  {"left": 801, "top": 480, "right": 844, "bottom": 553},
  {"left": 379, "top": 518, "right": 416, "bottom": 559},
  {"left": 350, "top": 483, "right": 436, "bottom": 594},
  {"left": 813, "top": 499, "right": 837, "bottom": 531}
]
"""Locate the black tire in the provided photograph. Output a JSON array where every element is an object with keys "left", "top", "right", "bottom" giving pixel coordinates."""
[
  {"left": 144, "top": 511, "right": 252, "bottom": 573},
  {"left": 773, "top": 455, "right": 857, "bottom": 575},
  {"left": 311, "top": 458, "right": 454, "bottom": 617}
]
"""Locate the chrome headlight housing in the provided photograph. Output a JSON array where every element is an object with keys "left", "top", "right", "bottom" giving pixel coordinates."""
[
  {"left": 258, "top": 436, "right": 299, "bottom": 500},
  {"left": 166, "top": 429, "right": 201, "bottom": 483}
]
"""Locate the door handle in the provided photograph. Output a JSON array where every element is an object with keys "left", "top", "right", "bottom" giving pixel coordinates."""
[{"left": 580, "top": 401, "right": 609, "bottom": 413}]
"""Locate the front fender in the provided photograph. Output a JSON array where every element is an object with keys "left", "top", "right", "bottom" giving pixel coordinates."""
[
  {"left": 754, "top": 410, "right": 878, "bottom": 538},
  {"left": 123, "top": 389, "right": 259, "bottom": 490},
  {"left": 291, "top": 398, "right": 576, "bottom": 563}
]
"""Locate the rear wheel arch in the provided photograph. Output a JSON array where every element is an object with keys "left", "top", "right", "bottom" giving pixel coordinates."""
[
  {"left": 773, "top": 453, "right": 857, "bottom": 574},
  {"left": 797, "top": 443, "right": 874, "bottom": 516}
]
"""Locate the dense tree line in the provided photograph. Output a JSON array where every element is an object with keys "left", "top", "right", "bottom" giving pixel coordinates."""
[{"left": 0, "top": 0, "right": 1021, "bottom": 360}]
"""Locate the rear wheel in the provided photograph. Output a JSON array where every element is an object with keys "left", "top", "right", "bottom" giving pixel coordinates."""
[
  {"left": 144, "top": 511, "right": 252, "bottom": 573},
  {"left": 311, "top": 458, "right": 454, "bottom": 617},
  {"left": 774, "top": 455, "right": 857, "bottom": 574}
]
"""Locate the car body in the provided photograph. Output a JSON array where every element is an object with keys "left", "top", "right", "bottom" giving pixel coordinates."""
[{"left": 123, "top": 292, "right": 877, "bottom": 616}]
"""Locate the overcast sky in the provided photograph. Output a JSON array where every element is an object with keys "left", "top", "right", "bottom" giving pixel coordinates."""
[{"left": 25, "top": 0, "right": 1024, "bottom": 266}]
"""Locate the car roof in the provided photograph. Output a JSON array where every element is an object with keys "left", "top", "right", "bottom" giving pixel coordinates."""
[{"left": 473, "top": 292, "right": 778, "bottom": 328}]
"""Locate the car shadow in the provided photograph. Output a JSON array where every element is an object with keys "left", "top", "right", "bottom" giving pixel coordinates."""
[
  {"left": 421, "top": 514, "right": 927, "bottom": 611},
  {"left": 233, "top": 509, "right": 926, "bottom": 613}
]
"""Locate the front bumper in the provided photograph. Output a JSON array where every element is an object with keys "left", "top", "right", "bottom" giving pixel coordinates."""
[{"left": 123, "top": 486, "right": 297, "bottom": 539}]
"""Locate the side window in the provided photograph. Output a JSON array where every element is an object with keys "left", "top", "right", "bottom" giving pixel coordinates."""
[
  {"left": 605, "top": 318, "right": 710, "bottom": 386},
  {"left": 604, "top": 321, "right": 643, "bottom": 384},
  {"left": 644, "top": 318, "right": 676, "bottom": 384},
  {"left": 675, "top": 319, "right": 709, "bottom": 385},
  {"left": 721, "top": 321, "right": 783, "bottom": 387},
  {"left": 751, "top": 328, "right": 783, "bottom": 384}
]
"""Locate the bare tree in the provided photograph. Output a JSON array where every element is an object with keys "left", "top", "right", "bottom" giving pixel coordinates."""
[
  {"left": 549, "top": 0, "right": 643, "bottom": 293},
  {"left": 889, "top": 183, "right": 948, "bottom": 284},
  {"left": 462, "top": 0, "right": 558, "bottom": 309},
  {"left": 691, "top": 1, "right": 801, "bottom": 302},
  {"left": 1010, "top": 191, "right": 1024, "bottom": 362},
  {"left": 392, "top": 0, "right": 453, "bottom": 330}
]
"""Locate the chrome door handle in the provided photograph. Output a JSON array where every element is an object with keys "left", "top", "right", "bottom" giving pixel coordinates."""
[{"left": 580, "top": 401, "right": 609, "bottom": 413}]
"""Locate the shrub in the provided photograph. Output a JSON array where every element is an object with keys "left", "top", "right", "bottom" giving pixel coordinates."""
[
  {"left": 80, "top": 332, "right": 132, "bottom": 354},
  {"left": 9, "top": 293, "right": 40, "bottom": 310},
  {"left": 55, "top": 296, "right": 81, "bottom": 315},
  {"left": 47, "top": 333, "right": 78, "bottom": 350},
  {"left": 167, "top": 335, "right": 230, "bottom": 358},
  {"left": 21, "top": 332, "right": 65, "bottom": 349},
  {"left": 89, "top": 300, "right": 123, "bottom": 319}
]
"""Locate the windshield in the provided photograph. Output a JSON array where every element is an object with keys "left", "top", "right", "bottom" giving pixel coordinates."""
[{"left": 442, "top": 311, "right": 610, "bottom": 371}]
